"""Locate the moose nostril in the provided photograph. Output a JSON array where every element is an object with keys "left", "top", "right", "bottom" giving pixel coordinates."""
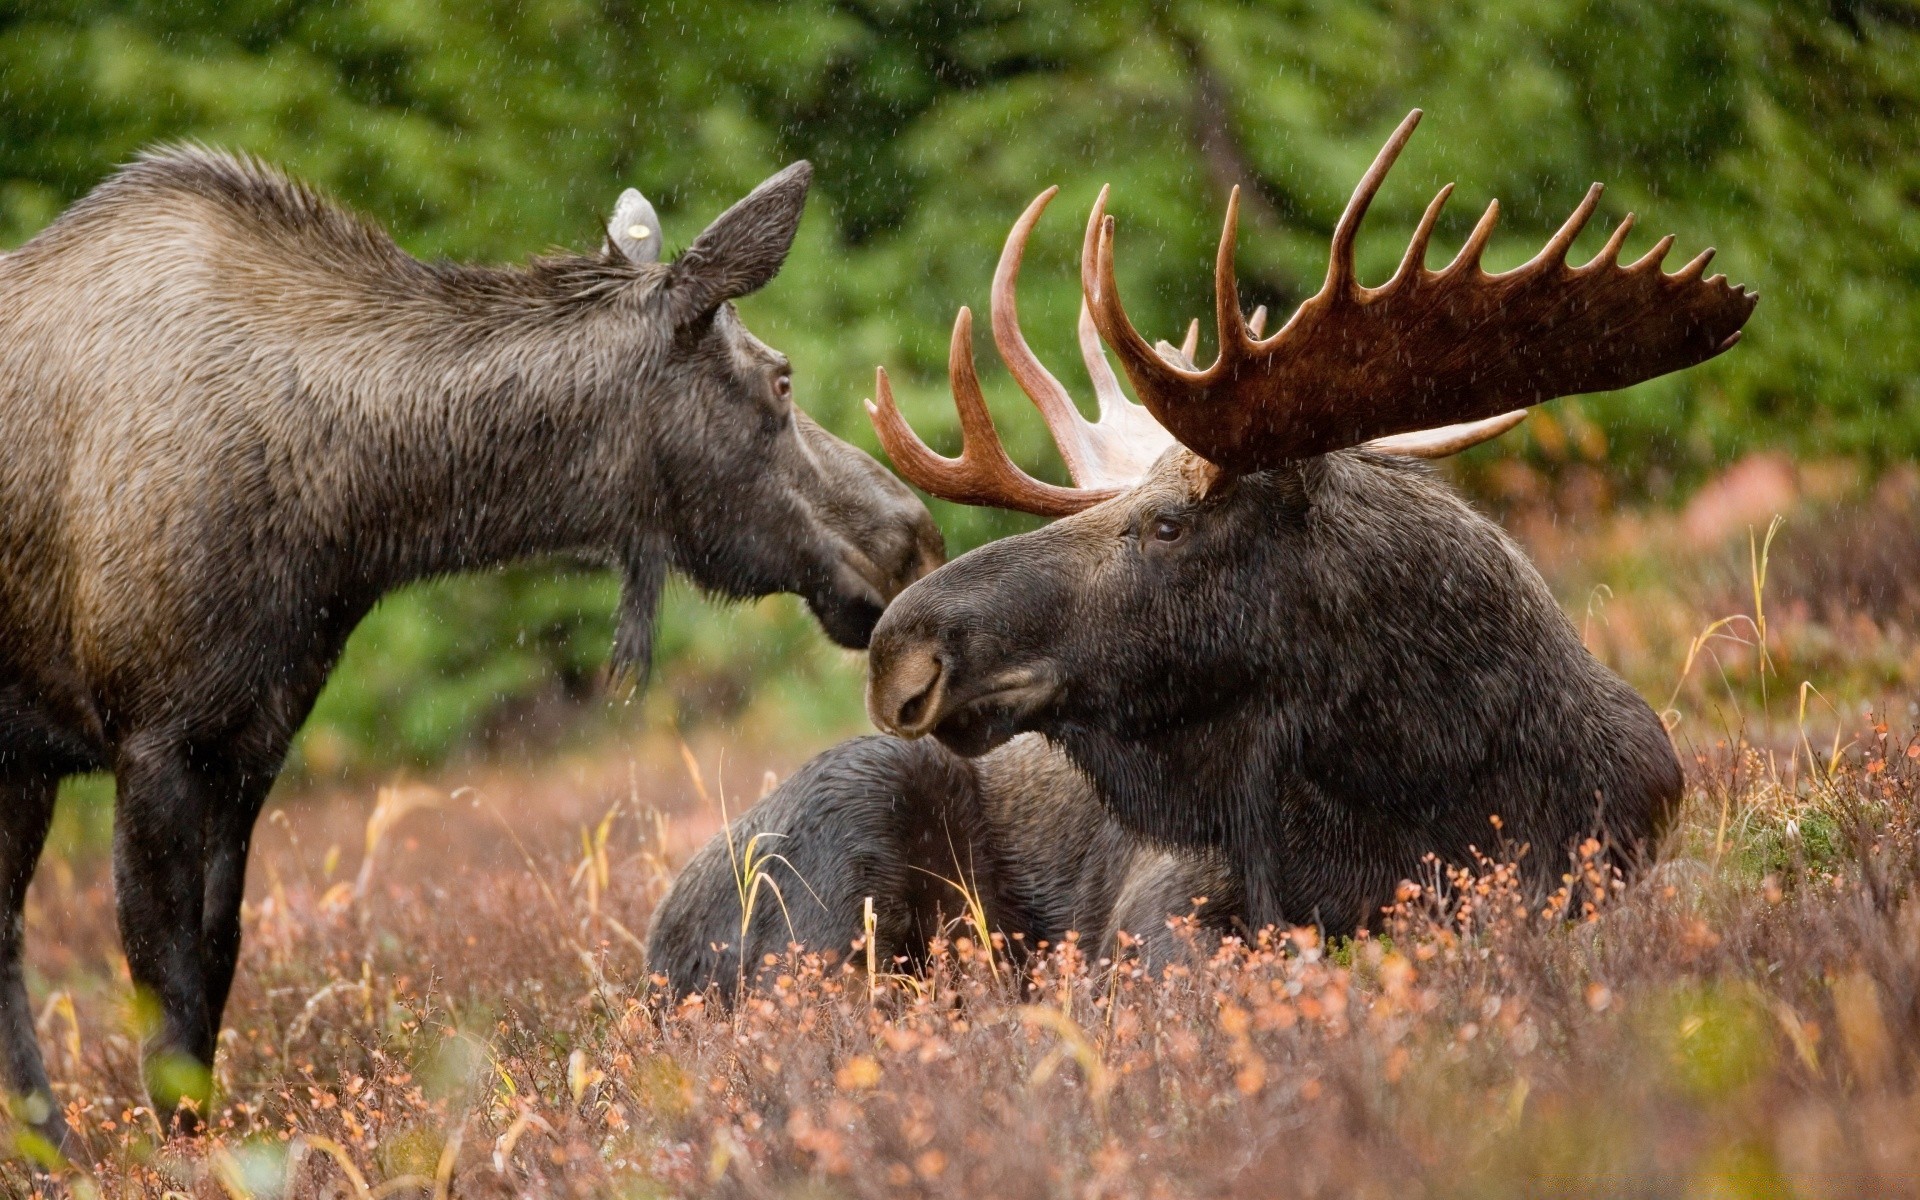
[{"left": 894, "top": 653, "right": 944, "bottom": 729}]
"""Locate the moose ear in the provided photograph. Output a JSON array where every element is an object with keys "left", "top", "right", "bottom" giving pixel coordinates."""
[
  {"left": 606, "top": 188, "right": 663, "bottom": 264},
  {"left": 667, "top": 161, "right": 811, "bottom": 324}
]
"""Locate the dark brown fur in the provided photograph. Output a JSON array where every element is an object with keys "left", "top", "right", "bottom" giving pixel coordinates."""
[
  {"left": 867, "top": 448, "right": 1682, "bottom": 933},
  {"left": 0, "top": 150, "right": 941, "bottom": 1146},
  {"left": 652, "top": 446, "right": 1685, "bottom": 1005},
  {"left": 645, "top": 734, "right": 1238, "bottom": 1000}
]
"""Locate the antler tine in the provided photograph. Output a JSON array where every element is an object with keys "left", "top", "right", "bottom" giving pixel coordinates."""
[
  {"left": 1075, "top": 300, "right": 1180, "bottom": 481},
  {"left": 1391, "top": 183, "right": 1454, "bottom": 286},
  {"left": 1588, "top": 213, "right": 1637, "bottom": 268},
  {"left": 1181, "top": 319, "right": 1201, "bottom": 361},
  {"left": 1073, "top": 109, "right": 1757, "bottom": 473},
  {"left": 1367, "top": 410, "right": 1528, "bottom": 458},
  {"left": 1533, "top": 183, "right": 1604, "bottom": 269},
  {"left": 1082, "top": 188, "right": 1195, "bottom": 385},
  {"left": 1078, "top": 299, "right": 1133, "bottom": 416},
  {"left": 865, "top": 367, "right": 959, "bottom": 498},
  {"left": 863, "top": 314, "right": 1112, "bottom": 518},
  {"left": 1444, "top": 199, "right": 1502, "bottom": 275},
  {"left": 1670, "top": 246, "right": 1717, "bottom": 285},
  {"left": 946, "top": 310, "right": 1014, "bottom": 461},
  {"left": 1080, "top": 185, "right": 1112, "bottom": 305},
  {"left": 989, "top": 186, "right": 1102, "bottom": 487},
  {"left": 1628, "top": 233, "right": 1676, "bottom": 273},
  {"left": 1327, "top": 108, "right": 1425, "bottom": 295},
  {"left": 1214, "top": 186, "right": 1247, "bottom": 363}
]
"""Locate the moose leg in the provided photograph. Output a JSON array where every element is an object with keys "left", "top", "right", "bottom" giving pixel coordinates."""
[
  {"left": 199, "top": 771, "right": 274, "bottom": 1051},
  {"left": 111, "top": 737, "right": 215, "bottom": 1129},
  {"left": 0, "top": 770, "right": 68, "bottom": 1153}
]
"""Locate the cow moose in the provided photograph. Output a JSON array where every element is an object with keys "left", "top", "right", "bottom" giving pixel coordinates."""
[
  {"left": 0, "top": 151, "right": 942, "bottom": 1146},
  {"left": 649, "top": 109, "right": 1754, "bottom": 1000}
]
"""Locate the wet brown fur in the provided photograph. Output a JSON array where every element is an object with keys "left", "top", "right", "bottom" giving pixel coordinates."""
[{"left": 0, "top": 149, "right": 942, "bottom": 1147}]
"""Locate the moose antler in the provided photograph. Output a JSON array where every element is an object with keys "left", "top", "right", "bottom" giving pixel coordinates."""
[
  {"left": 869, "top": 110, "right": 1751, "bottom": 513},
  {"left": 866, "top": 187, "right": 1180, "bottom": 516},
  {"left": 866, "top": 318, "right": 1107, "bottom": 518},
  {"left": 1082, "top": 108, "right": 1758, "bottom": 473}
]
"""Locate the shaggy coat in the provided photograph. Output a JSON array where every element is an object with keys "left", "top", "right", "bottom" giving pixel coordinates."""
[
  {"left": 651, "top": 448, "right": 1680, "bottom": 1001},
  {"left": 646, "top": 733, "right": 1237, "bottom": 998},
  {"left": 0, "top": 151, "right": 940, "bottom": 1144},
  {"left": 867, "top": 447, "right": 1682, "bottom": 932}
]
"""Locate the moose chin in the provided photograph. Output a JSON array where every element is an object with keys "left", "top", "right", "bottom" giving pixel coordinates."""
[
  {"left": 0, "top": 152, "right": 942, "bottom": 1148},
  {"left": 648, "top": 109, "right": 1755, "bottom": 1003}
]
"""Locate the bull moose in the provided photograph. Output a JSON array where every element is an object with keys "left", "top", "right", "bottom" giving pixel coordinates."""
[
  {"left": 0, "top": 152, "right": 942, "bottom": 1146},
  {"left": 649, "top": 110, "right": 1754, "bottom": 998}
]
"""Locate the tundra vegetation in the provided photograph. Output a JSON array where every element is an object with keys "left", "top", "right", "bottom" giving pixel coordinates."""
[
  {"left": 8, "top": 174, "right": 1920, "bottom": 1194},
  {"left": 4, "top": 516, "right": 1920, "bottom": 1195}
]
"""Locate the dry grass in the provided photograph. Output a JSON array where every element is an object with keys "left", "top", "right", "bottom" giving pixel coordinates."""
[
  {"left": 8, "top": 493, "right": 1920, "bottom": 1198},
  {"left": 14, "top": 733, "right": 1919, "bottom": 1199}
]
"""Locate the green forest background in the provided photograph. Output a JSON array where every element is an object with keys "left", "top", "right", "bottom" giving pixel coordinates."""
[{"left": 3, "top": 0, "right": 1915, "bottom": 777}]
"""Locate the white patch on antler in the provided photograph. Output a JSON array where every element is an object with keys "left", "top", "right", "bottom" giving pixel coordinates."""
[
  {"left": 1070, "top": 301, "right": 1178, "bottom": 487},
  {"left": 1367, "top": 410, "right": 1529, "bottom": 459}
]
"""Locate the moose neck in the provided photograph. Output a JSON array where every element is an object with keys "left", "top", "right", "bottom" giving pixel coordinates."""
[
  {"left": 272, "top": 271, "right": 668, "bottom": 599},
  {"left": 1042, "top": 454, "right": 1681, "bottom": 930}
]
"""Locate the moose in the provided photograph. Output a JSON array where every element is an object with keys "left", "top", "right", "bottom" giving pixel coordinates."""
[
  {"left": 647, "top": 732, "right": 1240, "bottom": 996},
  {"left": 0, "top": 150, "right": 942, "bottom": 1146},
  {"left": 648, "top": 109, "right": 1755, "bottom": 998}
]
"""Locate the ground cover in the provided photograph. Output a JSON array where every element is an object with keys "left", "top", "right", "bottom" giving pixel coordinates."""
[{"left": 9, "top": 483, "right": 1919, "bottom": 1198}]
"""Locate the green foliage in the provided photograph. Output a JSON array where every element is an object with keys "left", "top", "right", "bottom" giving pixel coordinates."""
[
  {"left": 4, "top": 0, "right": 1913, "bottom": 772},
  {"left": 1647, "top": 982, "right": 1774, "bottom": 1101},
  {"left": 49, "top": 773, "right": 115, "bottom": 859},
  {"left": 1740, "top": 804, "right": 1845, "bottom": 880}
]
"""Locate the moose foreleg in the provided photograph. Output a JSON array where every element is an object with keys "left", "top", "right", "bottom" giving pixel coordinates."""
[
  {"left": 0, "top": 771, "right": 67, "bottom": 1156},
  {"left": 112, "top": 738, "right": 215, "bottom": 1130},
  {"left": 199, "top": 775, "right": 273, "bottom": 1052}
]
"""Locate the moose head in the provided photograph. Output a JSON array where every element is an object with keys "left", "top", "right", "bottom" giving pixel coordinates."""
[
  {"left": 864, "top": 110, "right": 1754, "bottom": 927},
  {"left": 577, "top": 163, "right": 946, "bottom": 665}
]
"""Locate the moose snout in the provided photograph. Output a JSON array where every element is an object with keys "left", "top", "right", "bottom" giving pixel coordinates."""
[
  {"left": 867, "top": 640, "right": 947, "bottom": 737},
  {"left": 812, "top": 500, "right": 945, "bottom": 650},
  {"left": 866, "top": 526, "right": 1078, "bottom": 751},
  {"left": 898, "top": 523, "right": 946, "bottom": 594},
  {"left": 840, "top": 504, "right": 945, "bottom": 606}
]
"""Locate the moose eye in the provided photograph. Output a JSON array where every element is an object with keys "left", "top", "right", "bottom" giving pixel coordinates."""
[
  {"left": 1149, "top": 516, "right": 1185, "bottom": 544},
  {"left": 773, "top": 373, "right": 793, "bottom": 400}
]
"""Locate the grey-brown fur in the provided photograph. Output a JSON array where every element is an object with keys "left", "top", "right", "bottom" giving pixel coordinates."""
[
  {"left": 0, "top": 150, "right": 941, "bottom": 1145},
  {"left": 646, "top": 734, "right": 1238, "bottom": 1000}
]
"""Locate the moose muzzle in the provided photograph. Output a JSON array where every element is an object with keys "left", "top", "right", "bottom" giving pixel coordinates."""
[{"left": 866, "top": 552, "right": 1066, "bottom": 756}]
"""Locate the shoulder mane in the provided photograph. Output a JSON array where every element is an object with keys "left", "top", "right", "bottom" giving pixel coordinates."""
[
  {"left": 63, "top": 145, "right": 653, "bottom": 309},
  {"left": 97, "top": 145, "right": 407, "bottom": 266}
]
